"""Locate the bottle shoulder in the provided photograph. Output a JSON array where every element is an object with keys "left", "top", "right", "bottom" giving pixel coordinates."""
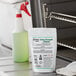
[{"left": 12, "top": 31, "right": 28, "bottom": 33}]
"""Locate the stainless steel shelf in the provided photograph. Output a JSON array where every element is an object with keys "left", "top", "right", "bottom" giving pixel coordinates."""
[
  {"left": 50, "top": 12, "right": 76, "bottom": 24},
  {"left": 42, "top": 3, "right": 76, "bottom": 50},
  {"left": 50, "top": 12, "right": 76, "bottom": 50}
]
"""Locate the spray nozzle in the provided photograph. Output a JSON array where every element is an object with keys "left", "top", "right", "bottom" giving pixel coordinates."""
[
  {"left": 25, "top": 1, "right": 29, "bottom": 5},
  {"left": 20, "top": 1, "right": 31, "bottom": 16}
]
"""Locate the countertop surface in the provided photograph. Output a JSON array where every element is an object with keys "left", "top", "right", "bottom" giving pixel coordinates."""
[
  {"left": 0, "top": 44, "right": 70, "bottom": 76},
  {"left": 0, "top": 57, "right": 70, "bottom": 76}
]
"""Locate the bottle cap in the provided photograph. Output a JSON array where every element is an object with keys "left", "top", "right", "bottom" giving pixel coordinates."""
[
  {"left": 16, "top": 14, "right": 22, "bottom": 18},
  {"left": 16, "top": 10, "right": 22, "bottom": 18}
]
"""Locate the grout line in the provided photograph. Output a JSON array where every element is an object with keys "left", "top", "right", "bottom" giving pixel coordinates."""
[
  {"left": 0, "top": 0, "right": 25, "bottom": 4},
  {"left": 1, "top": 44, "right": 12, "bottom": 50}
]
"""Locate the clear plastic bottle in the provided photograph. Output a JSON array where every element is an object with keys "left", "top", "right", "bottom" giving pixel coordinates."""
[
  {"left": 12, "top": 2, "right": 31, "bottom": 62},
  {"left": 12, "top": 10, "right": 29, "bottom": 62}
]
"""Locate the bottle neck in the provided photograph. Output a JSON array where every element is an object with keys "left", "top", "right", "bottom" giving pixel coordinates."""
[{"left": 14, "top": 16, "right": 25, "bottom": 33}]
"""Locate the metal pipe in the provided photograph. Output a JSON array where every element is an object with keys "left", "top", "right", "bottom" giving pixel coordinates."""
[{"left": 49, "top": 12, "right": 76, "bottom": 24}]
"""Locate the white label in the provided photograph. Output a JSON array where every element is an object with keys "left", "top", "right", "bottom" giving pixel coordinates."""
[
  {"left": 29, "top": 28, "right": 57, "bottom": 71},
  {"left": 33, "top": 37, "right": 54, "bottom": 69}
]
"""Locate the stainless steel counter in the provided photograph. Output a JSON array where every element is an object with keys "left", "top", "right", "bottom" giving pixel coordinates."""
[{"left": 0, "top": 57, "right": 70, "bottom": 76}]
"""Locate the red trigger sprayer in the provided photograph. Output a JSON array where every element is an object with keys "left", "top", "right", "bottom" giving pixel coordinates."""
[{"left": 20, "top": 1, "right": 31, "bottom": 16}]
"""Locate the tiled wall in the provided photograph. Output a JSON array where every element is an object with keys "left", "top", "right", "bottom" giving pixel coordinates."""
[{"left": 0, "top": 1, "right": 32, "bottom": 47}]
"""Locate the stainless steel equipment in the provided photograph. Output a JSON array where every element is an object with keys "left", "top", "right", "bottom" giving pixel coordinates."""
[{"left": 30, "top": 0, "right": 76, "bottom": 50}]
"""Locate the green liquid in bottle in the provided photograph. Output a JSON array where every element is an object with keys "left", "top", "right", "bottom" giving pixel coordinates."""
[{"left": 13, "top": 32, "right": 29, "bottom": 62}]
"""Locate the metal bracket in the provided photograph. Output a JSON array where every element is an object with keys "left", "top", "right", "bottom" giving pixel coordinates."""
[{"left": 42, "top": 3, "right": 49, "bottom": 27}]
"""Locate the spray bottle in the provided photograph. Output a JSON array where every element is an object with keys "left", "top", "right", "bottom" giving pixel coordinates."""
[{"left": 12, "top": 2, "right": 31, "bottom": 62}]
